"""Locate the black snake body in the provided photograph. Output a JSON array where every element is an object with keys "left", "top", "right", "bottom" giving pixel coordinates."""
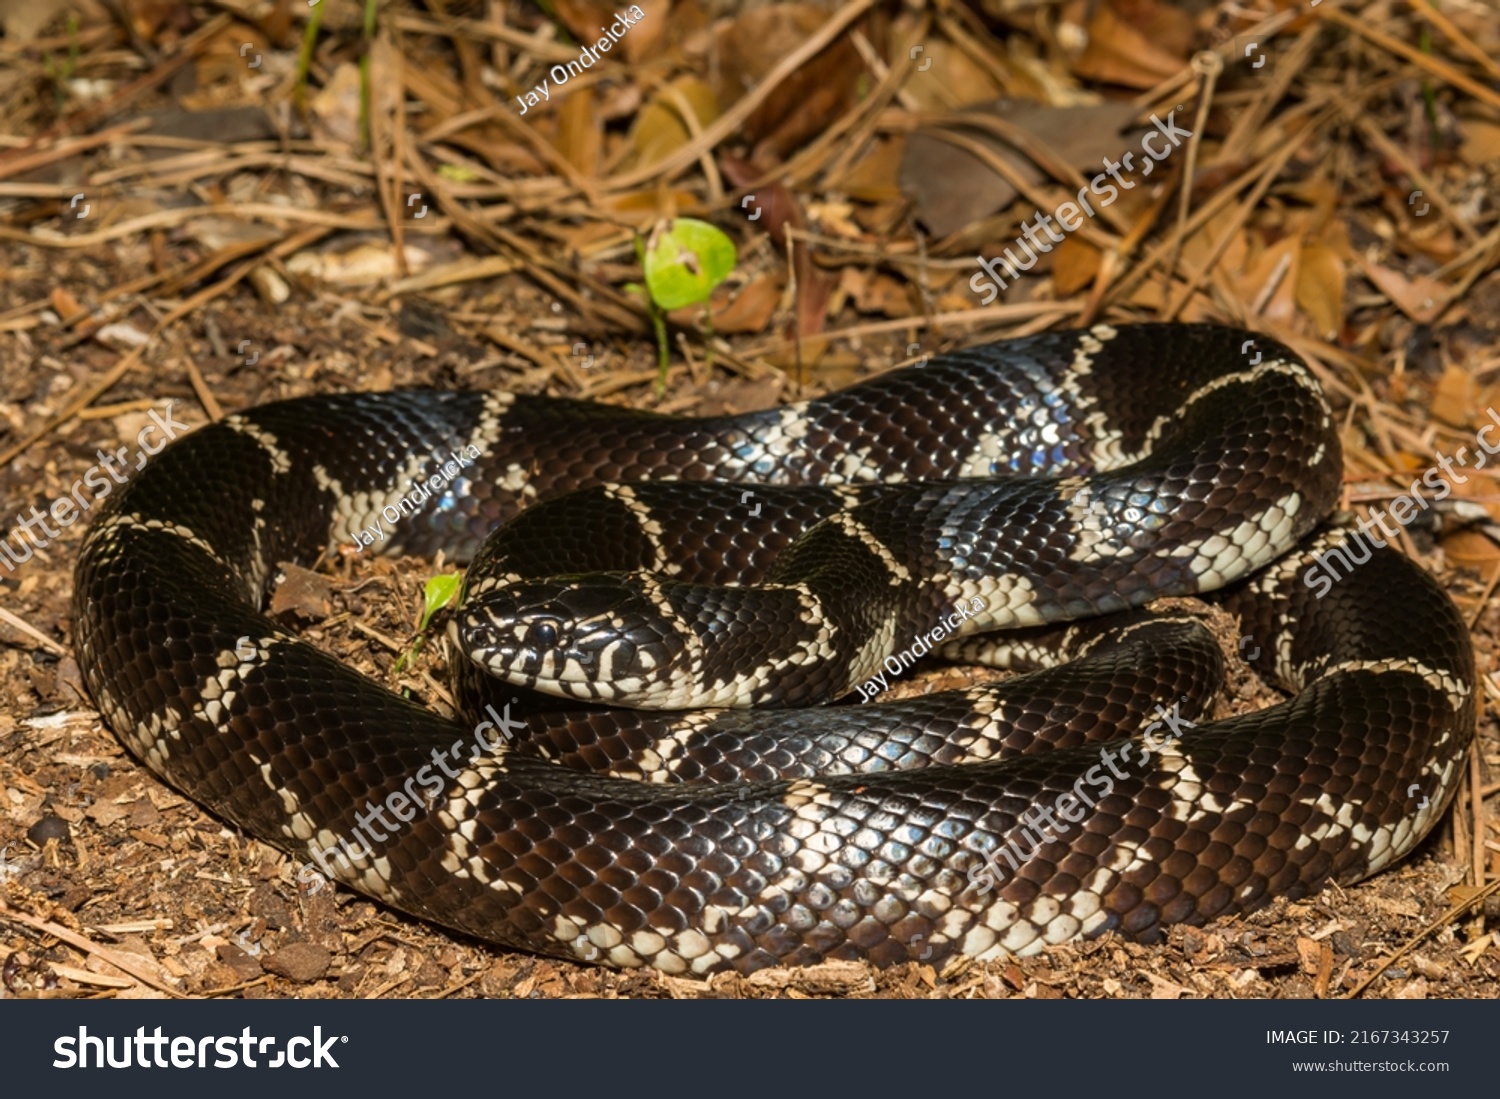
[{"left": 72, "top": 323, "right": 1475, "bottom": 974}]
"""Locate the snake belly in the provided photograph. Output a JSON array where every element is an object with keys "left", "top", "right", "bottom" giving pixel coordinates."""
[{"left": 72, "top": 323, "right": 1475, "bottom": 974}]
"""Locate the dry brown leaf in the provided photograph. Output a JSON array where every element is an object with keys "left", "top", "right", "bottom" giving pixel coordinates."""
[
  {"left": 1431, "top": 365, "right": 1476, "bottom": 428},
  {"left": 1145, "top": 972, "right": 1189, "bottom": 999},
  {"left": 1280, "top": 175, "right": 1342, "bottom": 234},
  {"left": 1481, "top": 380, "right": 1500, "bottom": 424},
  {"left": 711, "top": 4, "right": 861, "bottom": 165},
  {"left": 194, "top": 24, "right": 273, "bottom": 88},
  {"left": 556, "top": 220, "right": 629, "bottom": 256},
  {"left": 309, "top": 62, "right": 364, "bottom": 147},
  {"left": 1205, "top": 220, "right": 1271, "bottom": 316},
  {"left": 1319, "top": 214, "right": 1358, "bottom": 262},
  {"left": 719, "top": 150, "right": 830, "bottom": 337},
  {"left": 626, "top": 76, "right": 720, "bottom": 170},
  {"left": 827, "top": 135, "right": 905, "bottom": 202},
  {"left": 556, "top": 87, "right": 602, "bottom": 176},
  {"left": 902, "top": 41, "right": 1003, "bottom": 110},
  {"left": 850, "top": 273, "right": 912, "bottom": 317},
  {"left": 553, "top": 0, "right": 672, "bottom": 64},
  {"left": 1359, "top": 259, "right": 1448, "bottom": 324},
  {"left": 933, "top": 282, "right": 983, "bottom": 312},
  {"left": 269, "top": 563, "right": 334, "bottom": 620},
  {"left": 185, "top": 214, "right": 282, "bottom": 250},
  {"left": 721, "top": 152, "right": 801, "bottom": 248},
  {"left": 603, "top": 186, "right": 702, "bottom": 222},
  {"left": 1067, "top": 0, "right": 1194, "bottom": 90},
  {"left": 1458, "top": 117, "right": 1500, "bottom": 168},
  {"left": 1186, "top": 207, "right": 1247, "bottom": 274},
  {"left": 708, "top": 274, "right": 783, "bottom": 334},
  {"left": 795, "top": 262, "right": 835, "bottom": 339},
  {"left": 1053, "top": 235, "right": 1102, "bottom": 296},
  {"left": 0, "top": 0, "right": 71, "bottom": 39},
  {"left": 836, "top": 266, "right": 871, "bottom": 303},
  {"left": 1441, "top": 529, "right": 1500, "bottom": 570},
  {"left": 900, "top": 101, "right": 1144, "bottom": 237},
  {"left": 49, "top": 287, "right": 85, "bottom": 324},
  {"left": 1124, "top": 276, "right": 1170, "bottom": 312},
  {"left": 1445, "top": 468, "right": 1500, "bottom": 524},
  {"left": 1295, "top": 243, "right": 1345, "bottom": 340},
  {"left": 1238, "top": 235, "right": 1301, "bottom": 325}
]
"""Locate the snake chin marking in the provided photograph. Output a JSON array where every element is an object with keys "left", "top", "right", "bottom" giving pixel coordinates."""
[{"left": 74, "top": 323, "right": 1475, "bottom": 975}]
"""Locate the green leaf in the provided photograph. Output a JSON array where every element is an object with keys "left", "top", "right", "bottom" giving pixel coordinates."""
[
  {"left": 642, "top": 218, "right": 737, "bottom": 312},
  {"left": 419, "top": 573, "right": 463, "bottom": 632}
]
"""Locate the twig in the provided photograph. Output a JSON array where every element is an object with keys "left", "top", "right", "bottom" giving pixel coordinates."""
[
  {"left": 0, "top": 119, "right": 151, "bottom": 184},
  {"left": 1353, "top": 115, "right": 1480, "bottom": 243},
  {"left": 0, "top": 907, "right": 185, "bottom": 998},
  {"left": 604, "top": 0, "right": 882, "bottom": 191},
  {"left": 1323, "top": 5, "right": 1500, "bottom": 113},
  {"left": 0, "top": 14, "right": 232, "bottom": 172},
  {"left": 1470, "top": 740, "right": 1485, "bottom": 888},
  {"left": 0, "top": 225, "right": 329, "bottom": 469},
  {"left": 0, "top": 607, "right": 69, "bottom": 656},
  {"left": 0, "top": 202, "right": 411, "bottom": 250},
  {"left": 1341, "top": 876, "right": 1500, "bottom": 998},
  {"left": 1215, "top": 21, "right": 1324, "bottom": 168},
  {"left": 1408, "top": 0, "right": 1500, "bottom": 82},
  {"left": 1162, "top": 119, "right": 1317, "bottom": 320},
  {"left": 1162, "top": 52, "right": 1222, "bottom": 299},
  {"left": 748, "top": 300, "right": 1084, "bottom": 357}
]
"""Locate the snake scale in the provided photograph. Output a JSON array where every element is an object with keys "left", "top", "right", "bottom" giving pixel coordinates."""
[{"left": 73, "top": 323, "right": 1475, "bottom": 974}]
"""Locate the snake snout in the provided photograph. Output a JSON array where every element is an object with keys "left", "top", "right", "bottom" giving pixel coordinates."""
[{"left": 454, "top": 574, "right": 692, "bottom": 702}]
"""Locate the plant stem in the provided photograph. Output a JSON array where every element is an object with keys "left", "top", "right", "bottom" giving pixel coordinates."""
[
  {"left": 1419, "top": 26, "right": 1440, "bottom": 155},
  {"left": 294, "top": 1, "right": 325, "bottom": 115},
  {"left": 651, "top": 307, "right": 670, "bottom": 394},
  {"left": 701, "top": 306, "right": 716, "bottom": 371},
  {"left": 634, "top": 233, "right": 673, "bottom": 394},
  {"left": 359, "top": 0, "right": 379, "bottom": 150}
]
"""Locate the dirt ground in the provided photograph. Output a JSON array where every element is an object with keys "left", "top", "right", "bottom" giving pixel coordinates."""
[{"left": 2, "top": 0, "right": 1499, "bottom": 999}]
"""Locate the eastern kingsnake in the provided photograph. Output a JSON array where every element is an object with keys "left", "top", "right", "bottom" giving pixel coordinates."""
[{"left": 72, "top": 323, "right": 1475, "bottom": 974}]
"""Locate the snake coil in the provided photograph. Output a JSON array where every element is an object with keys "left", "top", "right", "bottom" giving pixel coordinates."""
[{"left": 74, "top": 323, "right": 1474, "bottom": 974}]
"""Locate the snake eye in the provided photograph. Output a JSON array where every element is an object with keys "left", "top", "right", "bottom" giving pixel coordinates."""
[{"left": 528, "top": 618, "right": 563, "bottom": 649}]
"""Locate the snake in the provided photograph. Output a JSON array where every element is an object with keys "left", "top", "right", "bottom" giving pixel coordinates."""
[{"left": 72, "top": 322, "right": 1475, "bottom": 975}]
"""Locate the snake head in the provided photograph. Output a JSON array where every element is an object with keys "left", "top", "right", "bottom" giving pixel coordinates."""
[{"left": 452, "top": 573, "right": 697, "bottom": 706}]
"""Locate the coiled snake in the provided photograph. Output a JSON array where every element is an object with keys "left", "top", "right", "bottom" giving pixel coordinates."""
[{"left": 73, "top": 323, "right": 1475, "bottom": 974}]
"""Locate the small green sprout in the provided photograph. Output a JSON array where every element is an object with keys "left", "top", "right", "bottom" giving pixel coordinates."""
[
  {"left": 635, "top": 218, "right": 737, "bottom": 394},
  {"left": 393, "top": 572, "right": 463, "bottom": 676},
  {"left": 438, "top": 163, "right": 483, "bottom": 183}
]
